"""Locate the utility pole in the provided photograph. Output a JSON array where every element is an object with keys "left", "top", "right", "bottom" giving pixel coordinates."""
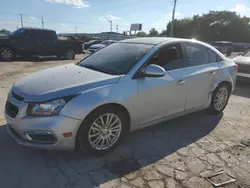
[
  {"left": 109, "top": 20, "right": 112, "bottom": 32},
  {"left": 170, "top": 0, "right": 177, "bottom": 37},
  {"left": 41, "top": 16, "right": 44, "bottom": 28},
  {"left": 116, "top": 25, "right": 119, "bottom": 33},
  {"left": 20, "top": 14, "right": 23, "bottom": 27}
]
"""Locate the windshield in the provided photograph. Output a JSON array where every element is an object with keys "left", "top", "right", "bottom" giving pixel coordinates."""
[
  {"left": 242, "top": 50, "right": 250, "bottom": 57},
  {"left": 101, "top": 41, "right": 113, "bottom": 45},
  {"left": 79, "top": 42, "right": 153, "bottom": 75},
  {"left": 9, "top": 28, "right": 25, "bottom": 36}
]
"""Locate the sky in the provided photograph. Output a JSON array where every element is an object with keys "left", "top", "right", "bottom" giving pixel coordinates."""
[{"left": 0, "top": 0, "right": 250, "bottom": 34}]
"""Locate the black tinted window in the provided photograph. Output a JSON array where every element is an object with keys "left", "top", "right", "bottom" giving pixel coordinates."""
[
  {"left": 79, "top": 43, "right": 153, "bottom": 75},
  {"left": 42, "top": 31, "right": 57, "bottom": 40},
  {"left": 25, "top": 30, "right": 40, "bottom": 39},
  {"left": 149, "top": 43, "right": 184, "bottom": 71},
  {"left": 184, "top": 43, "right": 209, "bottom": 66}
]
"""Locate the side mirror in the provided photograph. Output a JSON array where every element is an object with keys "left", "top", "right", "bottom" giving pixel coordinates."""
[{"left": 143, "top": 64, "right": 166, "bottom": 77}]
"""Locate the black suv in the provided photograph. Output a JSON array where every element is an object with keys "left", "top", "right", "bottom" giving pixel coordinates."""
[{"left": 0, "top": 28, "right": 83, "bottom": 61}]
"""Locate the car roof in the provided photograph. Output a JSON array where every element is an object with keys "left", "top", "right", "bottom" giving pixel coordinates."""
[
  {"left": 22, "top": 27, "right": 55, "bottom": 32},
  {"left": 120, "top": 37, "right": 178, "bottom": 45},
  {"left": 212, "top": 41, "right": 232, "bottom": 44}
]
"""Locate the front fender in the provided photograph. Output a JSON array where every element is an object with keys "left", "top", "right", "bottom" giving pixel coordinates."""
[{"left": 60, "top": 84, "right": 130, "bottom": 120}]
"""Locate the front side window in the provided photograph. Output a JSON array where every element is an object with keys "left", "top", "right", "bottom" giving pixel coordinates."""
[
  {"left": 79, "top": 42, "right": 153, "bottom": 75},
  {"left": 184, "top": 43, "right": 209, "bottom": 66},
  {"left": 148, "top": 43, "right": 184, "bottom": 71},
  {"left": 9, "top": 28, "right": 25, "bottom": 37}
]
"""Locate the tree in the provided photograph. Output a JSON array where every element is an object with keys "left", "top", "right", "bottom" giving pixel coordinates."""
[
  {"left": 148, "top": 28, "right": 159, "bottom": 36},
  {"left": 136, "top": 31, "right": 147, "bottom": 37},
  {"left": 0, "top": 29, "right": 11, "bottom": 35},
  {"left": 166, "top": 11, "right": 250, "bottom": 42}
]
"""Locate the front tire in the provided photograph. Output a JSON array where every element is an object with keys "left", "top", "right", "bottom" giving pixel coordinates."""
[
  {"left": 76, "top": 106, "right": 127, "bottom": 155},
  {"left": 0, "top": 47, "right": 14, "bottom": 61},
  {"left": 208, "top": 84, "right": 230, "bottom": 114},
  {"left": 64, "top": 50, "right": 75, "bottom": 60}
]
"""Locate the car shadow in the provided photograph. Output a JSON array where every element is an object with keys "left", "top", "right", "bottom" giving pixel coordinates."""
[
  {"left": 232, "top": 81, "right": 250, "bottom": 98},
  {"left": 0, "top": 110, "right": 222, "bottom": 187}
]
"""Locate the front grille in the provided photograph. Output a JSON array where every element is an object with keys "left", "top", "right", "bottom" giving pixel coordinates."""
[
  {"left": 5, "top": 101, "right": 18, "bottom": 118},
  {"left": 12, "top": 91, "right": 24, "bottom": 101}
]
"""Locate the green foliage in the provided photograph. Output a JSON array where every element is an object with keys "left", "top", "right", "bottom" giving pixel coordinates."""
[
  {"left": 148, "top": 28, "right": 159, "bottom": 36},
  {"left": 136, "top": 31, "right": 147, "bottom": 37},
  {"left": 164, "top": 11, "right": 250, "bottom": 42},
  {"left": 0, "top": 29, "right": 11, "bottom": 34}
]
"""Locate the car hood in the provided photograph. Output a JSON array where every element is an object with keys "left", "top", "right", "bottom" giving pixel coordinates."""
[
  {"left": 233, "top": 56, "right": 250, "bottom": 65},
  {"left": 12, "top": 64, "right": 120, "bottom": 102},
  {"left": 89, "top": 44, "right": 106, "bottom": 49}
]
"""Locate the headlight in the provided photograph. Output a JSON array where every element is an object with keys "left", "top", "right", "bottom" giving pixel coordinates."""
[{"left": 27, "top": 99, "right": 66, "bottom": 116}]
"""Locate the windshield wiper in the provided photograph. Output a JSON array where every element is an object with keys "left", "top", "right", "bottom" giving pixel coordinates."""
[{"left": 82, "top": 64, "right": 117, "bottom": 75}]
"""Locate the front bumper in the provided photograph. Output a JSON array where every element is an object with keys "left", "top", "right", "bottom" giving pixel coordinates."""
[{"left": 5, "top": 95, "right": 82, "bottom": 151}]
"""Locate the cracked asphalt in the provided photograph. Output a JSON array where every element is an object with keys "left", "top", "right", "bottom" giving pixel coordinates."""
[{"left": 0, "top": 55, "right": 250, "bottom": 188}]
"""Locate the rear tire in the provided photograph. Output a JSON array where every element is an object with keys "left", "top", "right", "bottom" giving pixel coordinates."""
[
  {"left": 0, "top": 47, "right": 14, "bottom": 61},
  {"left": 76, "top": 106, "right": 127, "bottom": 156},
  {"left": 208, "top": 83, "right": 230, "bottom": 114},
  {"left": 64, "top": 50, "right": 75, "bottom": 60}
]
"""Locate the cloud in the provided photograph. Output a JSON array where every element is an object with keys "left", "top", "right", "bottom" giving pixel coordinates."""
[
  {"left": 231, "top": 4, "right": 250, "bottom": 17},
  {"left": 45, "top": 0, "right": 90, "bottom": 8},
  {"left": 98, "top": 15, "right": 122, "bottom": 21},
  {"left": 149, "top": 12, "right": 183, "bottom": 32},
  {"left": 59, "top": 23, "right": 67, "bottom": 27}
]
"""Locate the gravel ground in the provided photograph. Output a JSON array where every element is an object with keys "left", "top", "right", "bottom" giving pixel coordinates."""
[{"left": 0, "top": 55, "right": 250, "bottom": 188}]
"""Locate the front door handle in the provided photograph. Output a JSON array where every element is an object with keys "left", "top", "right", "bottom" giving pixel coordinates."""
[
  {"left": 177, "top": 79, "right": 186, "bottom": 85},
  {"left": 209, "top": 71, "right": 216, "bottom": 75}
]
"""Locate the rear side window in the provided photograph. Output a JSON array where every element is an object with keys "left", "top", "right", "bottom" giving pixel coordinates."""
[
  {"left": 207, "top": 48, "right": 217, "bottom": 63},
  {"left": 207, "top": 48, "right": 224, "bottom": 63},
  {"left": 184, "top": 43, "right": 209, "bottom": 66},
  {"left": 42, "top": 31, "right": 57, "bottom": 40}
]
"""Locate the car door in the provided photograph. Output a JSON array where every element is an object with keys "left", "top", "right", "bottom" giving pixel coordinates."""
[
  {"left": 136, "top": 43, "right": 189, "bottom": 124},
  {"left": 16, "top": 30, "right": 43, "bottom": 55},
  {"left": 9, "top": 29, "right": 34, "bottom": 55},
  {"left": 183, "top": 42, "right": 220, "bottom": 110},
  {"left": 39, "top": 31, "right": 57, "bottom": 55}
]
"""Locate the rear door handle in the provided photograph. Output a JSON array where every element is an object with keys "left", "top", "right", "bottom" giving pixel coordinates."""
[
  {"left": 177, "top": 79, "right": 186, "bottom": 85},
  {"left": 209, "top": 71, "right": 216, "bottom": 75}
]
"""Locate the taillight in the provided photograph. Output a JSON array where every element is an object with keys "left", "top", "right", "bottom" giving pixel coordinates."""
[{"left": 234, "top": 64, "right": 238, "bottom": 72}]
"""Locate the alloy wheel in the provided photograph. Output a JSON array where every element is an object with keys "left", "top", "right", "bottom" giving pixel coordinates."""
[
  {"left": 65, "top": 51, "right": 75, "bottom": 60},
  {"left": 88, "top": 113, "right": 122, "bottom": 151},
  {"left": 1, "top": 49, "right": 13, "bottom": 60},
  {"left": 214, "top": 87, "right": 228, "bottom": 111}
]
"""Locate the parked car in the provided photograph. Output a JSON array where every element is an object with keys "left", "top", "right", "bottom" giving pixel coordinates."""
[
  {"left": 84, "top": 40, "right": 102, "bottom": 50},
  {"left": 89, "top": 40, "right": 116, "bottom": 53},
  {"left": 5, "top": 37, "right": 237, "bottom": 155},
  {"left": 211, "top": 41, "right": 233, "bottom": 56},
  {"left": 233, "top": 50, "right": 250, "bottom": 81},
  {"left": 0, "top": 28, "right": 83, "bottom": 61}
]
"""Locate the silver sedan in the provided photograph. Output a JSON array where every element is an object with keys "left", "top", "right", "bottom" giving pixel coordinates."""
[{"left": 5, "top": 37, "right": 237, "bottom": 155}]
